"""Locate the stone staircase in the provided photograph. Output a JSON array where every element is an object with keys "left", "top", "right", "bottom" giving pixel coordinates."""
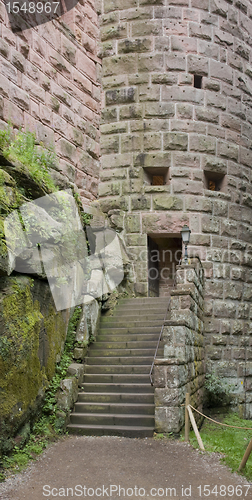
[{"left": 67, "top": 297, "right": 169, "bottom": 438}]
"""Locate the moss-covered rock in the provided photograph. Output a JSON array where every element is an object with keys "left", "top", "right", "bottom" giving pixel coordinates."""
[{"left": 0, "top": 275, "right": 68, "bottom": 455}]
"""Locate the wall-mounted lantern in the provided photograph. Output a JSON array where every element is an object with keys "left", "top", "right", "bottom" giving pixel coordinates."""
[{"left": 180, "top": 225, "right": 191, "bottom": 264}]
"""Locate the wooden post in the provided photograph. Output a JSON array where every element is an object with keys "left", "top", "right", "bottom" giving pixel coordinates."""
[
  {"left": 185, "top": 393, "right": 190, "bottom": 442},
  {"left": 238, "top": 437, "right": 252, "bottom": 471},
  {"left": 187, "top": 405, "right": 205, "bottom": 451}
]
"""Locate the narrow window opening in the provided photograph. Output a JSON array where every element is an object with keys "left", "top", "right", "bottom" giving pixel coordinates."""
[
  {"left": 194, "top": 75, "right": 202, "bottom": 89},
  {"left": 143, "top": 167, "right": 169, "bottom": 187},
  {"left": 204, "top": 171, "right": 226, "bottom": 192},
  {"left": 152, "top": 175, "right": 164, "bottom": 186}
]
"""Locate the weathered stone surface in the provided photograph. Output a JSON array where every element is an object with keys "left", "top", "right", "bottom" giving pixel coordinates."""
[
  {"left": 0, "top": 275, "right": 69, "bottom": 453},
  {"left": 153, "top": 195, "right": 183, "bottom": 210},
  {"left": 163, "top": 132, "right": 188, "bottom": 150}
]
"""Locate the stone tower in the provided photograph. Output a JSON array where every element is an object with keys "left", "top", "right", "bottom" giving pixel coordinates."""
[{"left": 98, "top": 0, "right": 252, "bottom": 414}]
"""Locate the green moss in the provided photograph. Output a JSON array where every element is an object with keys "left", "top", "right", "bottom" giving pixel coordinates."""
[
  {"left": 43, "top": 306, "right": 66, "bottom": 381},
  {"left": 0, "top": 276, "right": 67, "bottom": 437},
  {"left": 0, "top": 277, "right": 44, "bottom": 420},
  {"left": 2, "top": 277, "right": 43, "bottom": 341},
  {"left": 0, "top": 128, "right": 58, "bottom": 194}
]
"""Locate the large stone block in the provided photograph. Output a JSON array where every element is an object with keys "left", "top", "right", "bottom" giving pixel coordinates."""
[
  {"left": 171, "top": 35, "right": 197, "bottom": 53},
  {"left": 142, "top": 213, "right": 188, "bottom": 233},
  {"left": 145, "top": 102, "right": 175, "bottom": 118},
  {"left": 105, "top": 87, "right": 136, "bottom": 105},
  {"left": 154, "top": 387, "right": 185, "bottom": 408},
  {"left": 185, "top": 196, "right": 212, "bottom": 212},
  {"left": 163, "top": 86, "right": 204, "bottom": 104},
  {"left": 210, "top": 60, "right": 233, "bottom": 84},
  {"left": 153, "top": 195, "right": 183, "bottom": 210},
  {"left": 214, "top": 300, "right": 236, "bottom": 318},
  {"left": 189, "top": 22, "right": 212, "bottom": 40},
  {"left": 134, "top": 151, "right": 171, "bottom": 168},
  {"left": 202, "top": 215, "right": 220, "bottom": 234},
  {"left": 155, "top": 406, "right": 183, "bottom": 433},
  {"left": 189, "top": 134, "right": 216, "bottom": 153},
  {"left": 98, "top": 181, "right": 121, "bottom": 197},
  {"left": 103, "top": 54, "right": 138, "bottom": 77},
  {"left": 211, "top": 0, "right": 228, "bottom": 17},
  {"left": 202, "top": 155, "right": 227, "bottom": 174},
  {"left": 195, "top": 107, "right": 219, "bottom": 123},
  {"left": 98, "top": 196, "right": 129, "bottom": 213},
  {"left": 118, "top": 37, "right": 152, "bottom": 53},
  {"left": 138, "top": 53, "right": 164, "bottom": 72},
  {"left": 100, "top": 135, "right": 119, "bottom": 155},
  {"left": 163, "top": 132, "right": 188, "bottom": 150},
  {"left": 120, "top": 104, "right": 143, "bottom": 120},
  {"left": 143, "top": 132, "right": 162, "bottom": 150},
  {"left": 100, "top": 24, "right": 127, "bottom": 41},
  {"left": 131, "top": 20, "right": 163, "bottom": 37},
  {"left": 56, "top": 138, "right": 77, "bottom": 163},
  {"left": 187, "top": 55, "right": 209, "bottom": 75},
  {"left": 173, "top": 180, "right": 203, "bottom": 195},
  {"left": 131, "top": 194, "right": 151, "bottom": 210},
  {"left": 165, "top": 54, "right": 186, "bottom": 72}
]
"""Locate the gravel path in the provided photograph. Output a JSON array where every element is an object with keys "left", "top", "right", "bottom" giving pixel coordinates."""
[{"left": 0, "top": 436, "right": 251, "bottom": 500}]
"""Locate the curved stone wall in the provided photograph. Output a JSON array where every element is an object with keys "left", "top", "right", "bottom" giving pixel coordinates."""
[{"left": 99, "top": 0, "right": 252, "bottom": 414}]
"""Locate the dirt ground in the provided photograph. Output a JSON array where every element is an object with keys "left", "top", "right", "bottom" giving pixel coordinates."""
[{"left": 0, "top": 436, "right": 251, "bottom": 500}]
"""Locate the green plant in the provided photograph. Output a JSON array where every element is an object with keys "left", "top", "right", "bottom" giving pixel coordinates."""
[
  {"left": 204, "top": 372, "right": 234, "bottom": 408},
  {"left": 81, "top": 212, "right": 93, "bottom": 227},
  {"left": 188, "top": 413, "right": 252, "bottom": 481},
  {"left": 0, "top": 127, "right": 57, "bottom": 193},
  {"left": 42, "top": 305, "right": 82, "bottom": 419}
]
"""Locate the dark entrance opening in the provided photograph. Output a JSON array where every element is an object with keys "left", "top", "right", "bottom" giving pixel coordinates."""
[{"left": 148, "top": 234, "right": 182, "bottom": 297}]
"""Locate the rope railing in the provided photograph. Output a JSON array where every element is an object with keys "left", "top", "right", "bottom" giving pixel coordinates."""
[
  {"left": 185, "top": 394, "right": 252, "bottom": 471},
  {"left": 189, "top": 404, "right": 252, "bottom": 431}
]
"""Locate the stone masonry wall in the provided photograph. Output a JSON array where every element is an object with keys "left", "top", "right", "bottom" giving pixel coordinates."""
[
  {"left": 99, "top": 0, "right": 252, "bottom": 415},
  {"left": 0, "top": 1, "right": 101, "bottom": 202},
  {"left": 154, "top": 260, "right": 205, "bottom": 433}
]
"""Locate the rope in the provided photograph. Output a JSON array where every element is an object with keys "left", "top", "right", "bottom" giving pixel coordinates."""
[{"left": 189, "top": 405, "right": 252, "bottom": 431}]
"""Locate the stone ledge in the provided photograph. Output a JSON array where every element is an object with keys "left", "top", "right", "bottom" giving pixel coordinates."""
[{"left": 154, "top": 357, "right": 182, "bottom": 366}]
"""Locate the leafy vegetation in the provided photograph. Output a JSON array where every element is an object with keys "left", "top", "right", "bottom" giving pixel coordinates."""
[
  {"left": 204, "top": 372, "right": 234, "bottom": 407},
  {"left": 0, "top": 418, "right": 56, "bottom": 480},
  {"left": 0, "top": 127, "right": 57, "bottom": 193},
  {"left": 188, "top": 413, "right": 252, "bottom": 481},
  {"left": 41, "top": 305, "right": 82, "bottom": 419}
]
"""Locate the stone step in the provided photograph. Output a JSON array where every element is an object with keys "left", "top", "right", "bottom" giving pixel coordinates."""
[
  {"left": 99, "top": 320, "right": 163, "bottom": 328},
  {"left": 88, "top": 348, "right": 156, "bottom": 357},
  {"left": 73, "top": 402, "right": 155, "bottom": 415},
  {"left": 100, "top": 314, "right": 165, "bottom": 323},
  {"left": 67, "top": 424, "right": 154, "bottom": 438},
  {"left": 68, "top": 296, "right": 169, "bottom": 439},
  {"left": 83, "top": 373, "right": 150, "bottom": 384},
  {"left": 91, "top": 340, "right": 159, "bottom": 349},
  {"left": 114, "top": 307, "right": 168, "bottom": 315},
  {"left": 69, "top": 412, "right": 155, "bottom": 426},
  {"left": 97, "top": 333, "right": 161, "bottom": 342},
  {"left": 117, "top": 298, "right": 168, "bottom": 305},
  {"left": 77, "top": 392, "right": 154, "bottom": 404},
  {"left": 86, "top": 356, "right": 154, "bottom": 365},
  {"left": 81, "top": 383, "right": 154, "bottom": 393},
  {"left": 84, "top": 364, "right": 151, "bottom": 374},
  {"left": 98, "top": 327, "right": 161, "bottom": 334}
]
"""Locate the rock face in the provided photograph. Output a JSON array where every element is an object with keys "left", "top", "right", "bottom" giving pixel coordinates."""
[
  {"left": 0, "top": 275, "right": 69, "bottom": 454},
  {"left": 0, "top": 4, "right": 101, "bottom": 204},
  {"left": 99, "top": 0, "right": 252, "bottom": 415}
]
